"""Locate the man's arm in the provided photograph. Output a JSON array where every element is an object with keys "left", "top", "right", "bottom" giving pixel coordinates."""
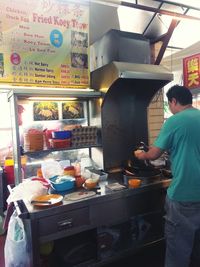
[{"left": 134, "top": 146, "right": 164, "bottom": 161}]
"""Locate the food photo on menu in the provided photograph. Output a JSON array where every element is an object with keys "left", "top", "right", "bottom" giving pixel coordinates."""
[
  {"left": 62, "top": 101, "right": 84, "bottom": 119},
  {"left": 71, "top": 53, "right": 88, "bottom": 69},
  {"left": 33, "top": 102, "right": 59, "bottom": 121},
  {"left": 71, "top": 31, "right": 88, "bottom": 48}
]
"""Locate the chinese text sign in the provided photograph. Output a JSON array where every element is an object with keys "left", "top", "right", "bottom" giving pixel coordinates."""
[
  {"left": 183, "top": 54, "right": 200, "bottom": 89},
  {"left": 0, "top": 0, "right": 89, "bottom": 88}
]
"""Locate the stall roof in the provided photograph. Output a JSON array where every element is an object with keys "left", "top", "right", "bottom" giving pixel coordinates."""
[{"left": 90, "top": 0, "right": 200, "bottom": 61}]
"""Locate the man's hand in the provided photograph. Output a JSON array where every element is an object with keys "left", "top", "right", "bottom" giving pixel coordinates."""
[
  {"left": 134, "top": 146, "right": 164, "bottom": 161},
  {"left": 134, "top": 149, "right": 146, "bottom": 160}
]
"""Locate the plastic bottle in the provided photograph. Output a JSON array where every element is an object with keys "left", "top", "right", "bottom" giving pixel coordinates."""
[{"left": 73, "top": 161, "right": 81, "bottom": 176}]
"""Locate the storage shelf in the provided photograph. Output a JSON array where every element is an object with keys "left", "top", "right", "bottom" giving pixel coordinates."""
[
  {"left": 75, "top": 237, "right": 164, "bottom": 267},
  {"left": 7, "top": 88, "right": 102, "bottom": 99},
  {"left": 23, "top": 144, "right": 102, "bottom": 156},
  {"left": 8, "top": 87, "right": 102, "bottom": 184}
]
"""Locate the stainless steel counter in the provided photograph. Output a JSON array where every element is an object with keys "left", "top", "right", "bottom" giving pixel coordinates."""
[
  {"left": 16, "top": 175, "right": 171, "bottom": 266},
  {"left": 24, "top": 175, "right": 171, "bottom": 219}
]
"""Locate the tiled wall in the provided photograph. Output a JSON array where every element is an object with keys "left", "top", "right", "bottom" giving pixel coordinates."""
[
  {"left": 193, "top": 95, "right": 200, "bottom": 109},
  {"left": 148, "top": 89, "right": 164, "bottom": 145},
  {"left": 147, "top": 90, "right": 200, "bottom": 146}
]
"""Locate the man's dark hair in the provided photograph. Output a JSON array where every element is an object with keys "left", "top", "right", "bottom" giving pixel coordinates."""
[{"left": 166, "top": 84, "right": 192, "bottom": 105}]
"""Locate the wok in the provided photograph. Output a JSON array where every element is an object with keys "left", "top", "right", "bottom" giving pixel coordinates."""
[{"left": 122, "top": 141, "right": 161, "bottom": 178}]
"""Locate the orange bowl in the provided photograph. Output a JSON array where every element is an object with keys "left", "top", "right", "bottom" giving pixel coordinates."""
[
  {"left": 128, "top": 178, "right": 141, "bottom": 188},
  {"left": 84, "top": 178, "right": 98, "bottom": 189}
]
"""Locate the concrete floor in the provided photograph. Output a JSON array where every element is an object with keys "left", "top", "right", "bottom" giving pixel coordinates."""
[{"left": 104, "top": 241, "right": 165, "bottom": 267}]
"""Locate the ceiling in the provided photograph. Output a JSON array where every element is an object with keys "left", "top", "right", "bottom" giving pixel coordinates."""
[{"left": 89, "top": 0, "right": 200, "bottom": 66}]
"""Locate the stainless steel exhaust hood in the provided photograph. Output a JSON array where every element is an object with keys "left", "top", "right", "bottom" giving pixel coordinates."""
[
  {"left": 91, "top": 61, "right": 173, "bottom": 92},
  {"left": 91, "top": 61, "right": 173, "bottom": 171},
  {"left": 90, "top": 29, "right": 173, "bottom": 171}
]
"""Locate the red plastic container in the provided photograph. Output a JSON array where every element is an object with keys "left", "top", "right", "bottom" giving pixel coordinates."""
[
  {"left": 4, "top": 165, "right": 14, "bottom": 185},
  {"left": 63, "top": 166, "right": 75, "bottom": 176},
  {"left": 49, "top": 138, "right": 71, "bottom": 149},
  {"left": 4, "top": 166, "right": 26, "bottom": 184},
  {"left": 44, "top": 130, "right": 54, "bottom": 149},
  {"left": 4, "top": 156, "right": 27, "bottom": 184}
]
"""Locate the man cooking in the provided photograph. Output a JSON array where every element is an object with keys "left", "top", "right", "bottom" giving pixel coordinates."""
[{"left": 135, "top": 84, "right": 200, "bottom": 267}]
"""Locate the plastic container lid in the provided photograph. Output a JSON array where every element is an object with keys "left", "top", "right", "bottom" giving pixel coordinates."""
[{"left": 4, "top": 156, "right": 27, "bottom": 166}]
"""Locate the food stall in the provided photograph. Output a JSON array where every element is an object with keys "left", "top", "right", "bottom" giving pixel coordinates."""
[
  {"left": 0, "top": 0, "right": 174, "bottom": 264},
  {"left": 4, "top": 30, "right": 174, "bottom": 267}
]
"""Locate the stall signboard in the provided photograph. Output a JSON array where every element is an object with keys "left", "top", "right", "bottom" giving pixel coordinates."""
[
  {"left": 0, "top": 0, "right": 89, "bottom": 88},
  {"left": 183, "top": 53, "right": 200, "bottom": 90}
]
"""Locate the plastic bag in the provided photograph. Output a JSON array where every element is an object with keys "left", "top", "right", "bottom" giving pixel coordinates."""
[
  {"left": 41, "top": 160, "right": 63, "bottom": 179},
  {"left": 4, "top": 211, "right": 30, "bottom": 267},
  {"left": 6, "top": 180, "right": 48, "bottom": 205}
]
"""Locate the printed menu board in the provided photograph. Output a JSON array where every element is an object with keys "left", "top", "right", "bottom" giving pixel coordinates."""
[{"left": 0, "top": 0, "right": 89, "bottom": 87}]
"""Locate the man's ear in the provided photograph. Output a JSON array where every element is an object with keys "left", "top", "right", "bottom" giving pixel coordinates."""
[{"left": 171, "top": 97, "right": 177, "bottom": 104}]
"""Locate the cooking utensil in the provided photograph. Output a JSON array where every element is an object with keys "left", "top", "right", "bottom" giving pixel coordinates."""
[
  {"left": 123, "top": 141, "right": 161, "bottom": 177},
  {"left": 31, "top": 200, "right": 51, "bottom": 204},
  {"left": 132, "top": 141, "right": 150, "bottom": 167},
  {"left": 124, "top": 166, "right": 161, "bottom": 177}
]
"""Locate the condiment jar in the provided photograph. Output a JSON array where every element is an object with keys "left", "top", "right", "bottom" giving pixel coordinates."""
[
  {"left": 73, "top": 161, "right": 81, "bottom": 176},
  {"left": 63, "top": 166, "right": 75, "bottom": 177},
  {"left": 75, "top": 176, "right": 85, "bottom": 188}
]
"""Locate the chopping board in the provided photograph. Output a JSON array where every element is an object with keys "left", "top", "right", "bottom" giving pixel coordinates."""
[
  {"left": 64, "top": 191, "right": 96, "bottom": 201},
  {"left": 105, "top": 183, "right": 126, "bottom": 191}
]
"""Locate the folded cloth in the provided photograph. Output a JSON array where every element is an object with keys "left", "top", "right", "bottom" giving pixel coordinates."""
[{"left": 105, "top": 183, "right": 126, "bottom": 191}]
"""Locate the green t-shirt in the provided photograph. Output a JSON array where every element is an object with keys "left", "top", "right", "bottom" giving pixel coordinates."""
[{"left": 154, "top": 108, "right": 200, "bottom": 202}]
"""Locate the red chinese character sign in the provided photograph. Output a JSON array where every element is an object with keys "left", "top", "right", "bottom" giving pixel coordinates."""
[
  {"left": 0, "top": 0, "right": 89, "bottom": 88},
  {"left": 183, "top": 54, "right": 200, "bottom": 89}
]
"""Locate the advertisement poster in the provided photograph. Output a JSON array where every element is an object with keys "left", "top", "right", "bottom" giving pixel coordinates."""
[
  {"left": 0, "top": 0, "right": 89, "bottom": 87},
  {"left": 62, "top": 101, "right": 84, "bottom": 119},
  {"left": 33, "top": 101, "right": 59, "bottom": 121},
  {"left": 183, "top": 53, "right": 200, "bottom": 90}
]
